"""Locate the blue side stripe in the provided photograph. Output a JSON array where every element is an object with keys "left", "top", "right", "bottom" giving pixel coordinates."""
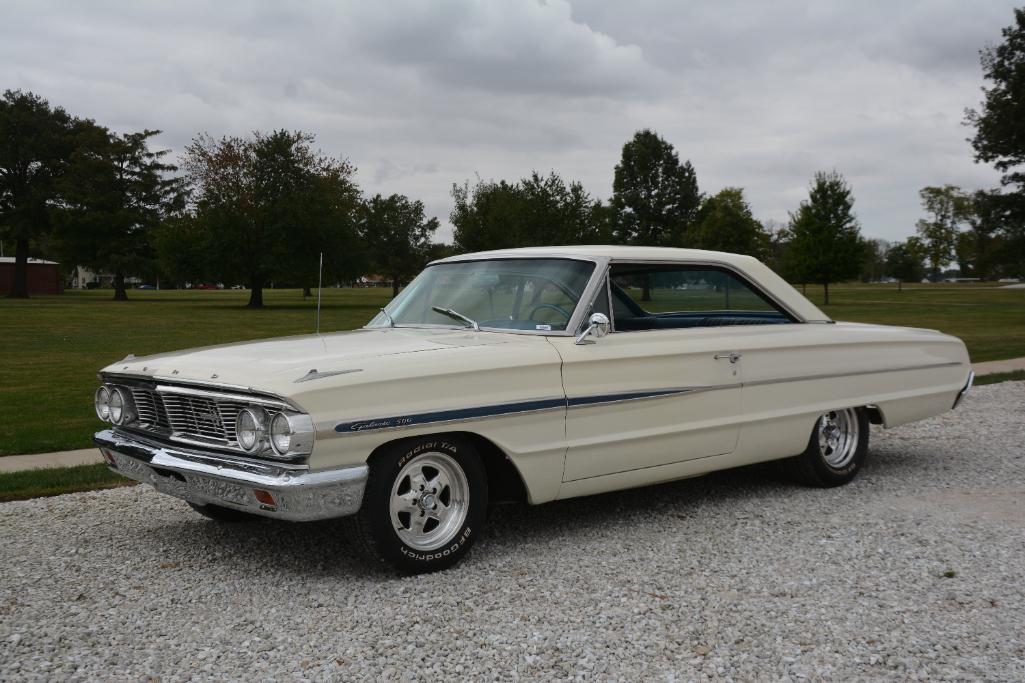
[
  {"left": 335, "top": 397, "right": 567, "bottom": 433},
  {"left": 566, "top": 388, "right": 692, "bottom": 407},
  {"left": 334, "top": 388, "right": 694, "bottom": 434}
]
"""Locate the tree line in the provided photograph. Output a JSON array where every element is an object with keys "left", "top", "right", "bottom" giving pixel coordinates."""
[
  {"left": 0, "top": 95, "right": 440, "bottom": 306},
  {"left": 2, "top": 7, "right": 1023, "bottom": 305}
]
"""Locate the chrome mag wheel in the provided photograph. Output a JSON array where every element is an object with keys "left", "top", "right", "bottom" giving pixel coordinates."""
[
  {"left": 818, "top": 408, "right": 860, "bottom": 468},
  {"left": 388, "top": 452, "right": 470, "bottom": 551}
]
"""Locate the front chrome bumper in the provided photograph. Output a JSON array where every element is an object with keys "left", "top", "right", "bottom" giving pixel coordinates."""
[{"left": 94, "top": 429, "right": 368, "bottom": 521}]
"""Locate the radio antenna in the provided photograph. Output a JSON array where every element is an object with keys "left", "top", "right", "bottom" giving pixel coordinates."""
[{"left": 316, "top": 252, "right": 323, "bottom": 334}]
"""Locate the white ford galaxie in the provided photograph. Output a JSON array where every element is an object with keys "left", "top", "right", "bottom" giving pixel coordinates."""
[{"left": 94, "top": 246, "right": 973, "bottom": 572}]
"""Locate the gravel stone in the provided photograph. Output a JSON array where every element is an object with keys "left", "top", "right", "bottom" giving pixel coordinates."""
[{"left": 2, "top": 382, "right": 1024, "bottom": 680}]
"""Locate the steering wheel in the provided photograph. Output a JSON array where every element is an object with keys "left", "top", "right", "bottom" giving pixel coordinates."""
[{"left": 529, "top": 303, "right": 572, "bottom": 323}]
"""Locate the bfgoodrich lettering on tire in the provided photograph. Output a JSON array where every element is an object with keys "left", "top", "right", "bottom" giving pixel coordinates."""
[
  {"left": 780, "top": 407, "right": 870, "bottom": 487},
  {"left": 346, "top": 436, "right": 487, "bottom": 573}
]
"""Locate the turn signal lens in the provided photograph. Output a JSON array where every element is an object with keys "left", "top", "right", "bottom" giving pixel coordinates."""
[
  {"left": 95, "top": 387, "right": 111, "bottom": 421},
  {"left": 253, "top": 489, "right": 276, "bottom": 506}
]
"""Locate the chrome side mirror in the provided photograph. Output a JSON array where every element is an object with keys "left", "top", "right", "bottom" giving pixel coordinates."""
[{"left": 574, "top": 312, "right": 611, "bottom": 345}]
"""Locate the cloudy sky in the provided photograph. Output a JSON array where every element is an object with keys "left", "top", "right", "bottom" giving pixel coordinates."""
[{"left": 1, "top": 0, "right": 1018, "bottom": 242}]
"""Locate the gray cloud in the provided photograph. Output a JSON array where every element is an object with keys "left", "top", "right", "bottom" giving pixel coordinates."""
[{"left": 0, "top": 0, "right": 1016, "bottom": 243}]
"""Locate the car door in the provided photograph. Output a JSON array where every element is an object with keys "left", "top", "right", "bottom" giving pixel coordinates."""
[{"left": 550, "top": 261, "right": 774, "bottom": 482}]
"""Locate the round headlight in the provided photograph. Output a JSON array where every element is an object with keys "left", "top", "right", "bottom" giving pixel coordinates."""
[
  {"left": 235, "top": 408, "right": 264, "bottom": 452},
  {"left": 109, "top": 388, "right": 125, "bottom": 424},
  {"left": 269, "top": 412, "right": 292, "bottom": 455},
  {"left": 94, "top": 386, "right": 110, "bottom": 421}
]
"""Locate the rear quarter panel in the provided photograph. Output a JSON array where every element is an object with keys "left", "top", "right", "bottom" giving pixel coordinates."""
[{"left": 733, "top": 322, "right": 970, "bottom": 465}]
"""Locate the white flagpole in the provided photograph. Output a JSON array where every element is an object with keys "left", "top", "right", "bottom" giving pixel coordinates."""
[{"left": 316, "top": 252, "right": 323, "bottom": 334}]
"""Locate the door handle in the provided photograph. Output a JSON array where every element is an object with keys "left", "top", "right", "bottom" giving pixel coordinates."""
[{"left": 714, "top": 351, "right": 742, "bottom": 364}]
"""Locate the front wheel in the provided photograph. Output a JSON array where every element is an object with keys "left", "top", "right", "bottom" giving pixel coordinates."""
[
  {"left": 346, "top": 436, "right": 487, "bottom": 573},
  {"left": 780, "top": 407, "right": 869, "bottom": 487}
]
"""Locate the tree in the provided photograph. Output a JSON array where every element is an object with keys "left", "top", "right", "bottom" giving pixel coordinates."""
[
  {"left": 885, "top": 237, "right": 926, "bottom": 291},
  {"left": 451, "top": 171, "right": 606, "bottom": 252},
  {"left": 692, "top": 187, "right": 768, "bottom": 257},
  {"left": 0, "top": 90, "right": 79, "bottom": 298},
  {"left": 154, "top": 214, "right": 211, "bottom": 286},
  {"left": 859, "top": 238, "right": 889, "bottom": 283},
  {"left": 965, "top": 7, "right": 1025, "bottom": 275},
  {"left": 966, "top": 8, "right": 1025, "bottom": 189},
  {"left": 761, "top": 219, "right": 792, "bottom": 277},
  {"left": 610, "top": 129, "right": 701, "bottom": 247},
  {"left": 785, "top": 171, "right": 863, "bottom": 304},
  {"left": 57, "top": 129, "right": 185, "bottom": 300},
  {"left": 915, "top": 185, "right": 968, "bottom": 281},
  {"left": 361, "top": 193, "right": 438, "bottom": 297},
  {"left": 181, "top": 130, "right": 360, "bottom": 307}
]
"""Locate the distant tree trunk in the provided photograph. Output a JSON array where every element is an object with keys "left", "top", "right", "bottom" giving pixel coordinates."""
[
  {"left": 801, "top": 283, "right": 806, "bottom": 295},
  {"left": 302, "top": 285, "right": 312, "bottom": 298},
  {"left": 898, "top": 280, "right": 903, "bottom": 292},
  {"left": 112, "top": 271, "right": 129, "bottom": 301},
  {"left": 392, "top": 275, "right": 400, "bottom": 298},
  {"left": 7, "top": 238, "right": 30, "bottom": 298},
  {"left": 641, "top": 273, "right": 652, "bottom": 302},
  {"left": 248, "top": 274, "right": 264, "bottom": 308},
  {"left": 823, "top": 281, "right": 830, "bottom": 305}
]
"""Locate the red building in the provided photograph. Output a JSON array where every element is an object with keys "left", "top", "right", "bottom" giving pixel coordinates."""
[{"left": 0, "top": 257, "right": 63, "bottom": 295}]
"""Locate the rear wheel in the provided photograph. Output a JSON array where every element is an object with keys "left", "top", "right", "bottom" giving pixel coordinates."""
[
  {"left": 346, "top": 436, "right": 487, "bottom": 573},
  {"left": 780, "top": 407, "right": 869, "bottom": 487}
]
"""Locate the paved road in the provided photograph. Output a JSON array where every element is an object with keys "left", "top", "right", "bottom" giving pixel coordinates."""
[{"left": 1, "top": 382, "right": 1023, "bottom": 680}]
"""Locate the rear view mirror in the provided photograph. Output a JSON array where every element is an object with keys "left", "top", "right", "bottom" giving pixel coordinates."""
[{"left": 575, "top": 312, "right": 611, "bottom": 345}]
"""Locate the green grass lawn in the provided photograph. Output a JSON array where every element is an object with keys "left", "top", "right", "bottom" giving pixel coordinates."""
[
  {"left": 0, "top": 282, "right": 1022, "bottom": 457},
  {"left": 0, "top": 463, "right": 132, "bottom": 502},
  {"left": 0, "top": 287, "right": 391, "bottom": 456}
]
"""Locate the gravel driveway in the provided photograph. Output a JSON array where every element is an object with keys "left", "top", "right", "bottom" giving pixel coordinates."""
[{"left": 2, "top": 382, "right": 1024, "bottom": 681}]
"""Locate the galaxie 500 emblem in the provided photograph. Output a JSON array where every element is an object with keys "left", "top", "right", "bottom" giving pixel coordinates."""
[{"left": 342, "top": 417, "right": 414, "bottom": 432}]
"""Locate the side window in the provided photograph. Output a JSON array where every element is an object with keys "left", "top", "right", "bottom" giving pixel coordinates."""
[{"left": 609, "top": 263, "right": 792, "bottom": 331}]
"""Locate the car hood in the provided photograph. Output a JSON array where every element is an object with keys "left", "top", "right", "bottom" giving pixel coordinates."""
[{"left": 101, "top": 327, "right": 548, "bottom": 393}]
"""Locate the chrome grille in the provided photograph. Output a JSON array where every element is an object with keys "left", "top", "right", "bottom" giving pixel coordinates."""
[
  {"left": 124, "top": 387, "right": 247, "bottom": 448},
  {"left": 130, "top": 388, "right": 169, "bottom": 429}
]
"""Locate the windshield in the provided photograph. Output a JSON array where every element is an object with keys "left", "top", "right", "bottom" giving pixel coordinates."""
[{"left": 368, "top": 258, "right": 596, "bottom": 332}]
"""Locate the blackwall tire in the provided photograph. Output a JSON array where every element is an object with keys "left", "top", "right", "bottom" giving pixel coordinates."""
[
  {"left": 780, "top": 407, "right": 870, "bottom": 487},
  {"left": 346, "top": 436, "right": 487, "bottom": 574}
]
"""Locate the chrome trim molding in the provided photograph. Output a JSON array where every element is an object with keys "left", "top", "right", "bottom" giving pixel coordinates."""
[
  {"left": 323, "top": 361, "right": 964, "bottom": 438},
  {"left": 154, "top": 384, "right": 293, "bottom": 411},
  {"left": 95, "top": 429, "right": 367, "bottom": 521},
  {"left": 742, "top": 361, "right": 964, "bottom": 388},
  {"left": 295, "top": 368, "right": 363, "bottom": 383},
  {"left": 101, "top": 372, "right": 302, "bottom": 410},
  {"left": 952, "top": 370, "right": 974, "bottom": 409},
  {"left": 327, "top": 385, "right": 738, "bottom": 437}
]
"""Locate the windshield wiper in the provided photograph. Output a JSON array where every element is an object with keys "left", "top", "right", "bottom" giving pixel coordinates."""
[
  {"left": 379, "top": 308, "right": 395, "bottom": 328},
  {"left": 431, "top": 306, "right": 480, "bottom": 331}
]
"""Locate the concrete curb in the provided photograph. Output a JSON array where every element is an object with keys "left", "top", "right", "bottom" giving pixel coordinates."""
[{"left": 0, "top": 448, "right": 102, "bottom": 473}]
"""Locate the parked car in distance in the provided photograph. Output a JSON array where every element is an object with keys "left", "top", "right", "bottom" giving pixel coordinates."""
[
  {"left": 93, "top": 246, "right": 973, "bottom": 573},
  {"left": 135, "top": 284, "right": 157, "bottom": 290},
  {"left": 193, "top": 283, "right": 220, "bottom": 290}
]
